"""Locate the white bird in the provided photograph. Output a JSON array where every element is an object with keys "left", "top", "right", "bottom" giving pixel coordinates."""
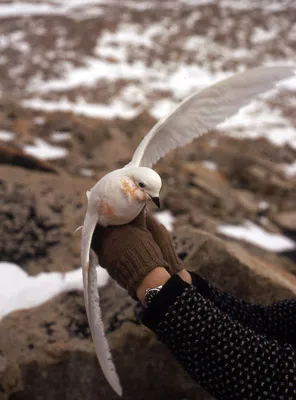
[{"left": 80, "top": 65, "right": 294, "bottom": 396}]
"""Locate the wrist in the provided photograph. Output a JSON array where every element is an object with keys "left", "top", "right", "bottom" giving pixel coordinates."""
[
  {"left": 136, "top": 267, "right": 171, "bottom": 302},
  {"left": 136, "top": 268, "right": 192, "bottom": 302}
]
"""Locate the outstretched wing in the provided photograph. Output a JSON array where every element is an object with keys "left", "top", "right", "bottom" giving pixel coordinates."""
[
  {"left": 81, "top": 205, "right": 98, "bottom": 315},
  {"left": 127, "top": 66, "right": 294, "bottom": 168},
  {"left": 81, "top": 202, "right": 122, "bottom": 396},
  {"left": 88, "top": 250, "right": 122, "bottom": 396}
]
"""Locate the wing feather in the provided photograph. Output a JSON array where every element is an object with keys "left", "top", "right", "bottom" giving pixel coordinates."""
[
  {"left": 81, "top": 207, "right": 98, "bottom": 315},
  {"left": 81, "top": 205, "right": 122, "bottom": 396},
  {"left": 127, "top": 66, "right": 294, "bottom": 168},
  {"left": 88, "top": 250, "right": 122, "bottom": 396}
]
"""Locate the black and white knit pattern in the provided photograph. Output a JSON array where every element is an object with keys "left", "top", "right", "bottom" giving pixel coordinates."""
[
  {"left": 142, "top": 274, "right": 296, "bottom": 400},
  {"left": 191, "top": 273, "right": 296, "bottom": 349}
]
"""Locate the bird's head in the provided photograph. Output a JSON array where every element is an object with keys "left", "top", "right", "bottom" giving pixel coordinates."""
[{"left": 126, "top": 167, "right": 162, "bottom": 208}]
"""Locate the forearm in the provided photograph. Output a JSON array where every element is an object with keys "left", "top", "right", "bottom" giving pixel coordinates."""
[
  {"left": 142, "top": 275, "right": 296, "bottom": 400},
  {"left": 191, "top": 272, "right": 296, "bottom": 347}
]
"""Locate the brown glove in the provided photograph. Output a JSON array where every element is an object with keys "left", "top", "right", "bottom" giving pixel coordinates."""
[
  {"left": 145, "top": 208, "right": 183, "bottom": 274},
  {"left": 91, "top": 211, "right": 169, "bottom": 299}
]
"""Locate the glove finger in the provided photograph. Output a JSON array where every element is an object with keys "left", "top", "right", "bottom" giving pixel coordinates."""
[{"left": 145, "top": 207, "right": 170, "bottom": 235}]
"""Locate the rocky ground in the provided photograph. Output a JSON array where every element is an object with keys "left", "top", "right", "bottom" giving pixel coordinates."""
[{"left": 1, "top": 0, "right": 296, "bottom": 399}]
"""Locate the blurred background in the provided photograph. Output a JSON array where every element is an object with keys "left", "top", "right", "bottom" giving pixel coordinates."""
[{"left": 0, "top": 0, "right": 296, "bottom": 399}]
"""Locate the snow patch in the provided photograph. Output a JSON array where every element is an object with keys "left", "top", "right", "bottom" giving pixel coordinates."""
[
  {"left": 23, "top": 97, "right": 141, "bottom": 119},
  {"left": 150, "top": 99, "right": 178, "bottom": 120},
  {"left": 202, "top": 161, "right": 217, "bottom": 171},
  {"left": 259, "top": 201, "right": 270, "bottom": 211},
  {"left": 218, "top": 100, "right": 296, "bottom": 148},
  {"left": 23, "top": 138, "right": 68, "bottom": 160},
  {"left": 0, "top": 130, "right": 16, "bottom": 141},
  {"left": 0, "top": 1, "right": 104, "bottom": 19},
  {"left": 218, "top": 221, "right": 296, "bottom": 252},
  {"left": 154, "top": 210, "right": 175, "bottom": 232},
  {"left": 0, "top": 262, "right": 109, "bottom": 320},
  {"left": 283, "top": 162, "right": 296, "bottom": 178},
  {"left": 80, "top": 167, "right": 95, "bottom": 177},
  {"left": 251, "top": 27, "right": 278, "bottom": 44},
  {"left": 51, "top": 131, "right": 72, "bottom": 142}
]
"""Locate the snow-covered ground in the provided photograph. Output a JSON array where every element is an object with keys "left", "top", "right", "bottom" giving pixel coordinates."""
[
  {"left": 23, "top": 138, "right": 68, "bottom": 160},
  {"left": 0, "top": 211, "right": 174, "bottom": 319},
  {"left": 0, "top": 262, "right": 109, "bottom": 320},
  {"left": 0, "top": 129, "right": 16, "bottom": 141},
  {"left": 0, "top": 0, "right": 295, "bottom": 150},
  {"left": 218, "top": 221, "right": 296, "bottom": 252}
]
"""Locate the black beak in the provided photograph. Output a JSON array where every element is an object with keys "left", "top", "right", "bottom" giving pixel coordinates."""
[{"left": 151, "top": 196, "right": 161, "bottom": 208}]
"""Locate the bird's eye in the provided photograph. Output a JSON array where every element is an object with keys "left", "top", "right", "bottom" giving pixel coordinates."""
[{"left": 139, "top": 182, "right": 145, "bottom": 188}]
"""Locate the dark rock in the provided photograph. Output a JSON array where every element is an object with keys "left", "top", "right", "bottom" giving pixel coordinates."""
[
  {"left": 0, "top": 166, "right": 93, "bottom": 274},
  {"left": 0, "top": 285, "right": 212, "bottom": 400},
  {"left": 0, "top": 143, "right": 57, "bottom": 174}
]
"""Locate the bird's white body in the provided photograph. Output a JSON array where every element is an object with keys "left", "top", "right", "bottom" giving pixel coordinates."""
[
  {"left": 88, "top": 168, "right": 148, "bottom": 227},
  {"left": 80, "top": 66, "right": 295, "bottom": 397}
]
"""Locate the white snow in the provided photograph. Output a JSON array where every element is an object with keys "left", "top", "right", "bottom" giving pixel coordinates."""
[
  {"left": 99, "top": 23, "right": 153, "bottom": 49},
  {"left": 150, "top": 99, "right": 178, "bottom": 120},
  {"left": 218, "top": 100, "right": 296, "bottom": 148},
  {"left": 202, "top": 161, "right": 217, "bottom": 171},
  {"left": 219, "top": 0, "right": 296, "bottom": 11},
  {"left": 0, "top": 129, "right": 16, "bottom": 141},
  {"left": 23, "top": 98, "right": 141, "bottom": 119},
  {"left": 251, "top": 27, "right": 278, "bottom": 44},
  {"left": 34, "top": 116, "right": 46, "bottom": 125},
  {"left": 0, "top": 262, "right": 109, "bottom": 320},
  {"left": 51, "top": 131, "right": 71, "bottom": 142},
  {"left": 0, "top": 3, "right": 58, "bottom": 18},
  {"left": 80, "top": 167, "right": 95, "bottom": 177},
  {"left": 218, "top": 221, "right": 296, "bottom": 252},
  {"left": 259, "top": 201, "right": 270, "bottom": 211},
  {"left": 154, "top": 210, "right": 175, "bottom": 232},
  {"left": 23, "top": 138, "right": 68, "bottom": 160},
  {"left": 32, "top": 58, "right": 151, "bottom": 93},
  {"left": 0, "top": 1, "right": 104, "bottom": 19},
  {"left": 283, "top": 162, "right": 296, "bottom": 178},
  {"left": 14, "top": 4, "right": 295, "bottom": 152},
  {"left": 279, "top": 73, "right": 296, "bottom": 91},
  {"left": 167, "top": 65, "right": 221, "bottom": 99}
]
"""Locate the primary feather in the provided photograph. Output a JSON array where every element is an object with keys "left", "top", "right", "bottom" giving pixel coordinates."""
[
  {"left": 81, "top": 204, "right": 122, "bottom": 396},
  {"left": 128, "top": 66, "right": 294, "bottom": 168},
  {"left": 88, "top": 250, "right": 123, "bottom": 396},
  {"left": 81, "top": 207, "right": 98, "bottom": 314}
]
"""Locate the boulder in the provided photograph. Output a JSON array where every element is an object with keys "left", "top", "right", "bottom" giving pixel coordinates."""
[
  {"left": 0, "top": 143, "right": 57, "bottom": 174},
  {"left": 174, "top": 226, "right": 296, "bottom": 304},
  {"left": 0, "top": 166, "right": 93, "bottom": 275},
  {"left": 0, "top": 283, "right": 212, "bottom": 400}
]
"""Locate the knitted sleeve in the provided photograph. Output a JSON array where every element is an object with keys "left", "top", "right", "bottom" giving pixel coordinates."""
[
  {"left": 190, "top": 272, "right": 296, "bottom": 348},
  {"left": 142, "top": 275, "right": 296, "bottom": 400}
]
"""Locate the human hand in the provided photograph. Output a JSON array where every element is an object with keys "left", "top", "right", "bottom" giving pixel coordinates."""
[
  {"left": 91, "top": 208, "right": 188, "bottom": 300},
  {"left": 91, "top": 209, "right": 170, "bottom": 299}
]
